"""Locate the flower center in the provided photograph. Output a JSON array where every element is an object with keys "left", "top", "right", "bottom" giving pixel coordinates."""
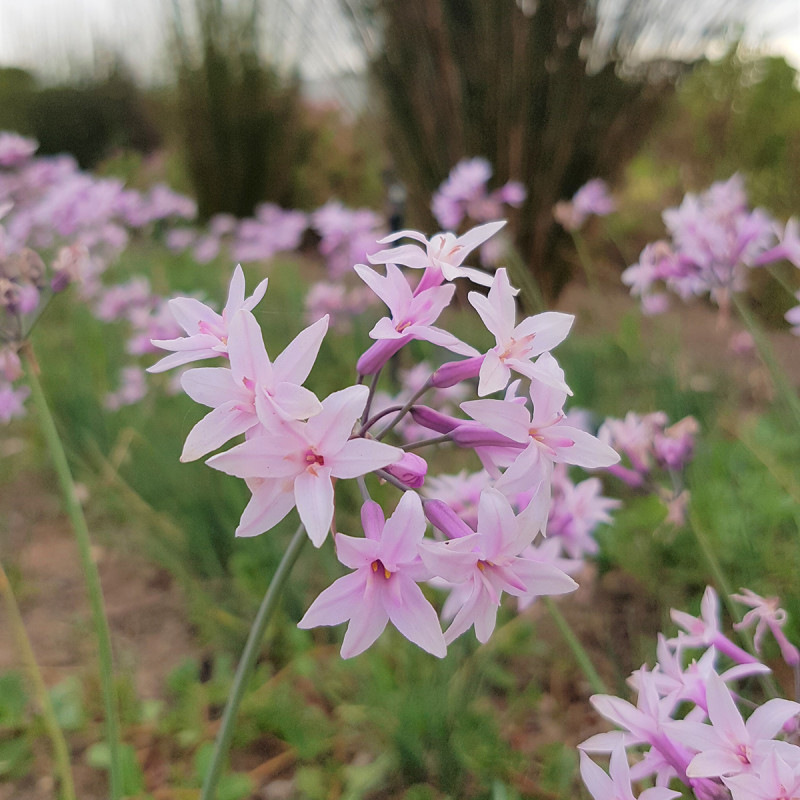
[
  {"left": 304, "top": 450, "right": 325, "bottom": 475},
  {"left": 735, "top": 743, "right": 752, "bottom": 765},
  {"left": 371, "top": 559, "right": 391, "bottom": 580}
]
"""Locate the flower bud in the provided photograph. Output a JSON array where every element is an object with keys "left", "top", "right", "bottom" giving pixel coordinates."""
[
  {"left": 356, "top": 336, "right": 409, "bottom": 375},
  {"left": 383, "top": 452, "right": 427, "bottom": 489},
  {"left": 430, "top": 355, "right": 484, "bottom": 388},
  {"left": 409, "top": 405, "right": 462, "bottom": 434},
  {"left": 423, "top": 498, "right": 473, "bottom": 539}
]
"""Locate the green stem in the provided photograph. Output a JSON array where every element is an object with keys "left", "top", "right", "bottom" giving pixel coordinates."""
[
  {"left": 732, "top": 294, "right": 800, "bottom": 430},
  {"left": 503, "top": 241, "right": 546, "bottom": 315},
  {"left": 0, "top": 559, "right": 76, "bottom": 800},
  {"left": 200, "top": 524, "right": 308, "bottom": 799},
  {"left": 571, "top": 230, "right": 600, "bottom": 294},
  {"left": 543, "top": 597, "right": 608, "bottom": 695},
  {"left": 23, "top": 346, "right": 122, "bottom": 799}
]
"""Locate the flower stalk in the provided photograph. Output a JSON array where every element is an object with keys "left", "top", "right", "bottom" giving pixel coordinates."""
[
  {"left": 22, "top": 344, "right": 122, "bottom": 799},
  {"left": 200, "top": 524, "right": 308, "bottom": 799}
]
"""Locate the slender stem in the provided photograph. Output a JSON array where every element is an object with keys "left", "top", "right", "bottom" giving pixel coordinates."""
[
  {"left": 503, "top": 240, "right": 545, "bottom": 314},
  {"left": 374, "top": 469, "right": 412, "bottom": 493},
  {"left": 360, "top": 404, "right": 404, "bottom": 436},
  {"left": 0, "top": 559, "right": 76, "bottom": 800},
  {"left": 377, "top": 380, "right": 432, "bottom": 440},
  {"left": 732, "top": 294, "right": 800, "bottom": 430},
  {"left": 360, "top": 369, "right": 382, "bottom": 427},
  {"left": 571, "top": 230, "right": 600, "bottom": 294},
  {"left": 765, "top": 264, "right": 798, "bottom": 300},
  {"left": 402, "top": 433, "right": 454, "bottom": 451},
  {"left": 22, "top": 345, "right": 122, "bottom": 799},
  {"left": 542, "top": 597, "right": 608, "bottom": 695},
  {"left": 200, "top": 524, "right": 308, "bottom": 799}
]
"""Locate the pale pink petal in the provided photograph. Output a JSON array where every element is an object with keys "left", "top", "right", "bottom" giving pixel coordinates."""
[
  {"left": 476, "top": 488, "right": 517, "bottom": 559},
  {"left": 241, "top": 276, "right": 269, "bottom": 312},
  {"left": 180, "top": 401, "right": 256, "bottom": 461},
  {"left": 412, "top": 325, "right": 479, "bottom": 357},
  {"left": 147, "top": 348, "right": 215, "bottom": 374},
  {"left": 469, "top": 289, "right": 511, "bottom": 343},
  {"left": 307, "top": 385, "right": 369, "bottom": 454},
  {"left": 294, "top": 467, "right": 334, "bottom": 547},
  {"left": 387, "top": 574, "right": 446, "bottom": 657},
  {"left": 477, "top": 349, "right": 512, "bottom": 396},
  {"left": 236, "top": 480, "right": 296, "bottom": 537},
  {"left": 329, "top": 438, "right": 402, "bottom": 479},
  {"left": 150, "top": 333, "right": 220, "bottom": 352},
  {"left": 746, "top": 699, "right": 800, "bottom": 742},
  {"left": 340, "top": 588, "right": 390, "bottom": 658},
  {"left": 223, "top": 264, "right": 246, "bottom": 316},
  {"left": 686, "top": 749, "right": 746, "bottom": 778},
  {"left": 180, "top": 367, "right": 240, "bottom": 407},
  {"left": 580, "top": 751, "right": 614, "bottom": 800},
  {"left": 379, "top": 490, "right": 425, "bottom": 566},
  {"left": 461, "top": 398, "right": 531, "bottom": 442},
  {"left": 168, "top": 296, "right": 220, "bottom": 334},
  {"left": 419, "top": 536, "right": 480, "bottom": 583},
  {"left": 375, "top": 229, "right": 430, "bottom": 246},
  {"left": 370, "top": 317, "right": 407, "bottom": 340},
  {"left": 514, "top": 311, "right": 574, "bottom": 354},
  {"left": 334, "top": 533, "right": 379, "bottom": 569},
  {"left": 354, "top": 263, "right": 395, "bottom": 308},
  {"left": 361, "top": 501, "right": 385, "bottom": 541},
  {"left": 269, "top": 382, "right": 322, "bottom": 420},
  {"left": 443, "top": 580, "right": 482, "bottom": 644},
  {"left": 272, "top": 315, "right": 329, "bottom": 385},
  {"left": 207, "top": 434, "right": 300, "bottom": 478},
  {"left": 550, "top": 426, "right": 620, "bottom": 468},
  {"left": 451, "top": 221, "right": 506, "bottom": 266},
  {"left": 298, "top": 570, "right": 366, "bottom": 628},
  {"left": 440, "top": 262, "right": 496, "bottom": 288},
  {"left": 228, "top": 309, "right": 272, "bottom": 385}
]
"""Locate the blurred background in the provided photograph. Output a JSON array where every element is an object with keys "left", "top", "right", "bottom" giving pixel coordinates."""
[{"left": 0, "top": 0, "right": 798, "bottom": 297}]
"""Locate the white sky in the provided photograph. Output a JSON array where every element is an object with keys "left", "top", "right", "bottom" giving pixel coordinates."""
[{"left": 0, "top": 0, "right": 797, "bottom": 85}]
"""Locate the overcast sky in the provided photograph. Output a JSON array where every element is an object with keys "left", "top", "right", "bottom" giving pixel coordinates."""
[{"left": 0, "top": 0, "right": 797, "bottom": 86}]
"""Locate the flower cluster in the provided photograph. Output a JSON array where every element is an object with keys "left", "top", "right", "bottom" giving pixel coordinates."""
[
  {"left": 622, "top": 175, "right": 798, "bottom": 316},
  {"left": 553, "top": 179, "right": 616, "bottom": 233},
  {"left": 152, "top": 221, "right": 620, "bottom": 658},
  {"left": 580, "top": 586, "right": 800, "bottom": 800},
  {"left": 599, "top": 412, "right": 698, "bottom": 525}
]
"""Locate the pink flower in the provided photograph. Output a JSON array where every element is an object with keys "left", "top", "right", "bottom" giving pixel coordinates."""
[
  {"left": 354, "top": 262, "right": 478, "bottom": 374},
  {"left": 368, "top": 220, "right": 506, "bottom": 290},
  {"left": 148, "top": 265, "right": 268, "bottom": 373},
  {"left": 732, "top": 589, "right": 800, "bottom": 667},
  {"left": 668, "top": 671, "right": 800, "bottom": 779},
  {"left": 298, "top": 492, "right": 446, "bottom": 658},
  {"left": 469, "top": 268, "right": 573, "bottom": 395},
  {"left": 462, "top": 353, "right": 619, "bottom": 492},
  {"left": 207, "top": 385, "right": 402, "bottom": 546},
  {"left": 420, "top": 488, "right": 577, "bottom": 643},
  {"left": 580, "top": 743, "right": 680, "bottom": 800}
]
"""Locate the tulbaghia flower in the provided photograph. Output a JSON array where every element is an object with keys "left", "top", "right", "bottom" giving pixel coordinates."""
[
  {"left": 104, "top": 366, "right": 147, "bottom": 411},
  {"left": 207, "top": 385, "right": 402, "bottom": 546},
  {"left": 0, "top": 133, "right": 38, "bottom": 167},
  {"left": 148, "top": 265, "right": 268, "bottom": 373},
  {"left": 354, "top": 262, "right": 478, "bottom": 374},
  {"left": 580, "top": 742, "right": 680, "bottom": 800},
  {"left": 368, "top": 220, "right": 507, "bottom": 290},
  {"left": 298, "top": 492, "right": 446, "bottom": 658},
  {"left": 462, "top": 352, "right": 619, "bottom": 491},
  {"left": 669, "top": 586, "right": 759, "bottom": 665},
  {"left": 732, "top": 589, "right": 800, "bottom": 667},
  {"left": 420, "top": 488, "right": 577, "bottom": 643},
  {"left": 667, "top": 671, "right": 800, "bottom": 779},
  {"left": 468, "top": 267, "right": 574, "bottom": 395}
]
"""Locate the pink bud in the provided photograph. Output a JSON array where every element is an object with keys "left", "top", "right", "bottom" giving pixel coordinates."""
[
  {"left": 430, "top": 355, "right": 484, "bottom": 388},
  {"left": 409, "top": 406, "right": 462, "bottom": 434},
  {"left": 423, "top": 499, "right": 473, "bottom": 539},
  {"left": 383, "top": 452, "right": 427, "bottom": 488},
  {"left": 356, "top": 337, "right": 409, "bottom": 375}
]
